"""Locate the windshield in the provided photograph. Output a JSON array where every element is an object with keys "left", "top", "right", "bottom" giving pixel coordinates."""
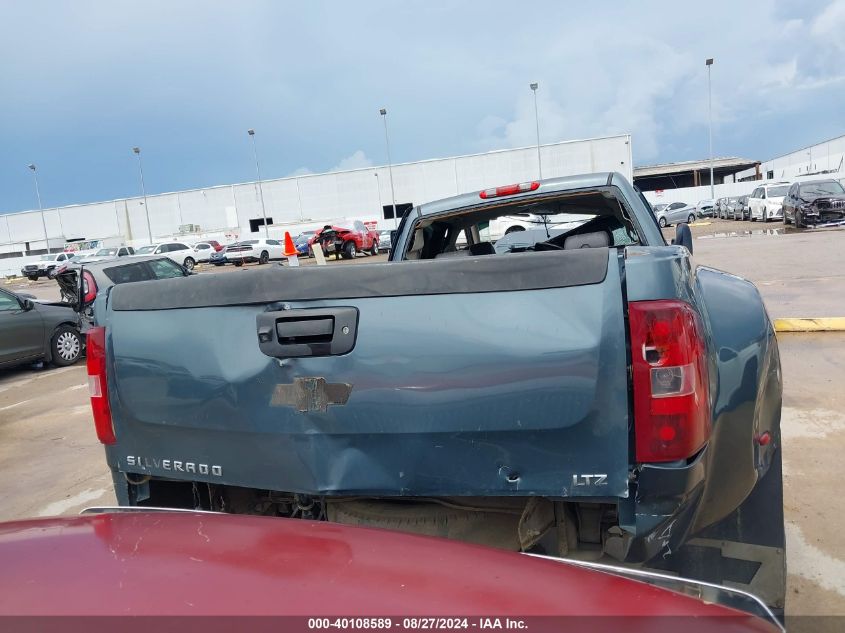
[
  {"left": 95, "top": 248, "right": 117, "bottom": 256},
  {"left": 802, "top": 181, "right": 845, "bottom": 198},
  {"left": 134, "top": 245, "right": 156, "bottom": 255},
  {"left": 767, "top": 185, "right": 789, "bottom": 197}
]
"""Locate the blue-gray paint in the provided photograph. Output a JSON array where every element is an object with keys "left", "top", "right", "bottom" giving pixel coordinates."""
[{"left": 105, "top": 250, "right": 631, "bottom": 497}]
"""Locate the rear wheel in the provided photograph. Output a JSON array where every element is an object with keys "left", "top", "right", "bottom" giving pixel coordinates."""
[
  {"left": 183, "top": 257, "right": 195, "bottom": 271},
  {"left": 234, "top": 260, "right": 244, "bottom": 267},
  {"left": 51, "top": 326, "right": 82, "bottom": 367},
  {"left": 342, "top": 241, "right": 357, "bottom": 260},
  {"left": 658, "top": 217, "right": 667, "bottom": 228},
  {"left": 258, "top": 250, "right": 269, "bottom": 265}
]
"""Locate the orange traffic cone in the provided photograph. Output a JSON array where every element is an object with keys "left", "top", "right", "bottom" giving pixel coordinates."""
[{"left": 283, "top": 231, "right": 299, "bottom": 267}]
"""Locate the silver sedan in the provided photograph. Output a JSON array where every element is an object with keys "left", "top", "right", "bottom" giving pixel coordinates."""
[{"left": 653, "top": 201, "right": 697, "bottom": 228}]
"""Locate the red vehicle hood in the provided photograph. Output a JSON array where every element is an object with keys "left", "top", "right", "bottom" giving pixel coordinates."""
[{"left": 0, "top": 512, "right": 776, "bottom": 628}]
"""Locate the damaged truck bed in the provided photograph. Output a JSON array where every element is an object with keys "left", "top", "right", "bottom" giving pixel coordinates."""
[{"left": 87, "top": 172, "right": 786, "bottom": 611}]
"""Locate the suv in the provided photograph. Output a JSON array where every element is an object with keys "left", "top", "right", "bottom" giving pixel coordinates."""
[
  {"left": 311, "top": 222, "right": 379, "bottom": 259},
  {"left": 224, "top": 239, "right": 285, "bottom": 266},
  {"left": 748, "top": 183, "right": 790, "bottom": 222},
  {"left": 77, "top": 246, "right": 135, "bottom": 264},
  {"left": 782, "top": 179, "right": 845, "bottom": 228},
  {"left": 133, "top": 242, "right": 197, "bottom": 270},
  {"left": 20, "top": 252, "right": 74, "bottom": 281}
]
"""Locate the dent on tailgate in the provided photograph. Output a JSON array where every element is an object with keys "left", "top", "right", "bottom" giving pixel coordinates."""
[{"left": 104, "top": 249, "right": 631, "bottom": 498}]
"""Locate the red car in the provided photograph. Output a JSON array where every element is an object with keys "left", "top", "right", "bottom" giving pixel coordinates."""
[
  {"left": 0, "top": 510, "right": 780, "bottom": 631},
  {"left": 207, "top": 240, "right": 223, "bottom": 252},
  {"left": 310, "top": 221, "right": 379, "bottom": 260}
]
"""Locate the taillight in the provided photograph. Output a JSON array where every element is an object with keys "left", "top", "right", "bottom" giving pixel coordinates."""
[
  {"left": 86, "top": 326, "right": 115, "bottom": 444},
  {"left": 82, "top": 270, "right": 98, "bottom": 305},
  {"left": 629, "top": 300, "right": 710, "bottom": 462},
  {"left": 479, "top": 181, "right": 540, "bottom": 199}
]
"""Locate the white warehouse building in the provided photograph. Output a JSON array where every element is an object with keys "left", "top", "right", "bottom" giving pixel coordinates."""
[
  {"left": 735, "top": 133, "right": 845, "bottom": 182},
  {"left": 1, "top": 134, "right": 632, "bottom": 276}
]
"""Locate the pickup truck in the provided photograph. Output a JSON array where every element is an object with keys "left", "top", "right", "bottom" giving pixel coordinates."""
[
  {"left": 87, "top": 172, "right": 785, "bottom": 611},
  {"left": 20, "top": 251, "right": 75, "bottom": 280}
]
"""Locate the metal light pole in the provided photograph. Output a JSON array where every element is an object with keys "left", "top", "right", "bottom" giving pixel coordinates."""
[
  {"left": 530, "top": 83, "right": 542, "bottom": 179},
  {"left": 247, "top": 129, "right": 269, "bottom": 237},
  {"left": 706, "top": 58, "right": 714, "bottom": 199},
  {"left": 374, "top": 172, "right": 384, "bottom": 218},
  {"left": 27, "top": 164, "right": 50, "bottom": 253},
  {"left": 379, "top": 108, "right": 398, "bottom": 229},
  {"left": 132, "top": 147, "right": 154, "bottom": 243}
]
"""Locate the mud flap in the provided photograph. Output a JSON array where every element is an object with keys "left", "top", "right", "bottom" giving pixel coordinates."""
[{"left": 647, "top": 447, "right": 786, "bottom": 613}]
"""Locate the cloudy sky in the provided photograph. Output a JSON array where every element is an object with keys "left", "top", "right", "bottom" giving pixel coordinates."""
[{"left": 1, "top": 0, "right": 843, "bottom": 213}]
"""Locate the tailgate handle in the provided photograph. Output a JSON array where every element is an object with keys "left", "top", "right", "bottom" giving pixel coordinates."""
[{"left": 257, "top": 307, "right": 358, "bottom": 359}]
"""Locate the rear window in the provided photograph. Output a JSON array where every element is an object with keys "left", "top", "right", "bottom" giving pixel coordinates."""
[
  {"left": 103, "top": 259, "right": 185, "bottom": 284},
  {"left": 404, "top": 188, "right": 642, "bottom": 260},
  {"left": 103, "top": 262, "right": 153, "bottom": 284},
  {"left": 148, "top": 258, "right": 186, "bottom": 279}
]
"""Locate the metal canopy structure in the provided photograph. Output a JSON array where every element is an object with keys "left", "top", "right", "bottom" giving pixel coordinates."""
[{"left": 634, "top": 157, "right": 760, "bottom": 192}]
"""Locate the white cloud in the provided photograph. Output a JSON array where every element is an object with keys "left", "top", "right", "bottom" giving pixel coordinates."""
[
  {"left": 286, "top": 167, "right": 314, "bottom": 177},
  {"left": 472, "top": 0, "right": 845, "bottom": 163},
  {"left": 811, "top": 0, "right": 845, "bottom": 42},
  {"left": 330, "top": 150, "right": 373, "bottom": 172}
]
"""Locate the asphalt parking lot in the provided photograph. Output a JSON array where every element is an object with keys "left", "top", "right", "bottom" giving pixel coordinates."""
[{"left": 1, "top": 219, "right": 844, "bottom": 624}]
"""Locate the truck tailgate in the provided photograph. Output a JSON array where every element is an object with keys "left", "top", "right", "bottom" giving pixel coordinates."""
[{"left": 106, "top": 249, "right": 630, "bottom": 497}]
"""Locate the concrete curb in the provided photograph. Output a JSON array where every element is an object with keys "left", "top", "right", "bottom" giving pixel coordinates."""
[{"left": 774, "top": 318, "right": 845, "bottom": 333}]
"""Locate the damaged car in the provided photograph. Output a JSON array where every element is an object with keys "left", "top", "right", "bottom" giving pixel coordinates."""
[
  {"left": 86, "top": 172, "right": 786, "bottom": 615},
  {"left": 782, "top": 179, "right": 845, "bottom": 228}
]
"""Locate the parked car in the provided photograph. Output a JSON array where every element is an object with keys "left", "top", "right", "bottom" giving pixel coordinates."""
[
  {"left": 55, "top": 255, "right": 191, "bottom": 317},
  {"left": 0, "top": 287, "right": 83, "bottom": 368},
  {"left": 0, "top": 510, "right": 781, "bottom": 628},
  {"left": 19, "top": 252, "right": 75, "bottom": 281},
  {"left": 90, "top": 172, "right": 785, "bottom": 613},
  {"left": 377, "top": 229, "right": 393, "bottom": 252},
  {"left": 206, "top": 240, "right": 223, "bottom": 252},
  {"left": 133, "top": 241, "right": 198, "bottom": 270},
  {"left": 653, "top": 201, "right": 696, "bottom": 227},
  {"left": 224, "top": 238, "right": 285, "bottom": 266},
  {"left": 748, "top": 183, "right": 790, "bottom": 222},
  {"left": 294, "top": 231, "right": 317, "bottom": 257},
  {"left": 76, "top": 245, "right": 135, "bottom": 264},
  {"left": 733, "top": 195, "right": 750, "bottom": 221},
  {"left": 191, "top": 242, "right": 216, "bottom": 262},
  {"left": 209, "top": 245, "right": 229, "bottom": 266},
  {"left": 311, "top": 221, "right": 379, "bottom": 259},
  {"left": 696, "top": 199, "right": 715, "bottom": 218},
  {"left": 725, "top": 197, "right": 743, "bottom": 220},
  {"left": 782, "top": 179, "right": 845, "bottom": 228}
]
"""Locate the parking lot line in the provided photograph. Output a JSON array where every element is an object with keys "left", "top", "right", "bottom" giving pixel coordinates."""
[{"left": 774, "top": 317, "right": 845, "bottom": 332}]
